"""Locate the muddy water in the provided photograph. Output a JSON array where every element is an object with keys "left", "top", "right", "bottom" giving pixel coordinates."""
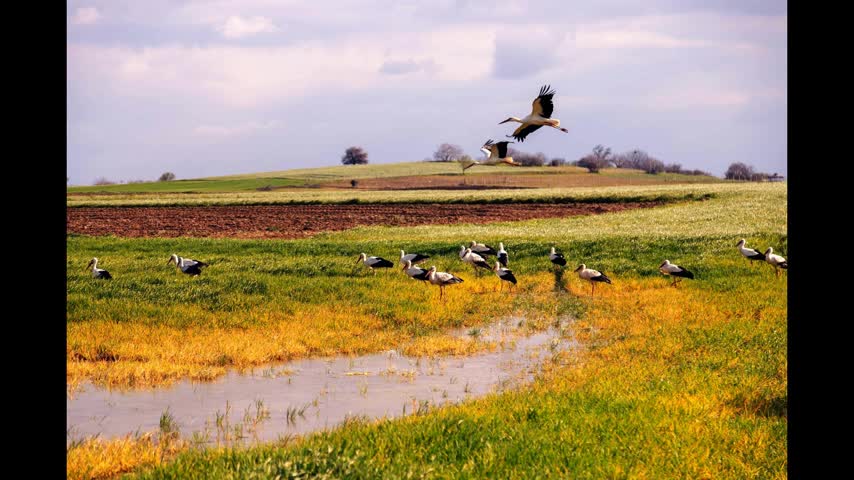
[{"left": 67, "top": 317, "right": 576, "bottom": 445}]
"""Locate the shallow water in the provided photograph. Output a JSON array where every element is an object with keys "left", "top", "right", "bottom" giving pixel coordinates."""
[{"left": 67, "top": 317, "right": 576, "bottom": 445}]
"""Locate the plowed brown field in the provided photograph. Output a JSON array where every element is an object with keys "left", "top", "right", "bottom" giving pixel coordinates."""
[{"left": 67, "top": 202, "right": 663, "bottom": 239}]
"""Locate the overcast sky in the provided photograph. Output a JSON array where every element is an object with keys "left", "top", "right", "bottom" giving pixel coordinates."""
[{"left": 67, "top": 0, "right": 787, "bottom": 184}]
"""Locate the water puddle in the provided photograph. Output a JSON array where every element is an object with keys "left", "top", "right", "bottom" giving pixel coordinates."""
[{"left": 67, "top": 317, "right": 577, "bottom": 446}]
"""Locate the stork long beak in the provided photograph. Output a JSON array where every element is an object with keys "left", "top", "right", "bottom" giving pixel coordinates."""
[
  {"left": 167, "top": 258, "right": 173, "bottom": 265},
  {"left": 573, "top": 265, "right": 583, "bottom": 272},
  {"left": 85, "top": 261, "right": 93, "bottom": 271},
  {"left": 498, "top": 118, "right": 514, "bottom": 125}
]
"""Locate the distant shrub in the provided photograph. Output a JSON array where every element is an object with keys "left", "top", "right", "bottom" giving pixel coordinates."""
[
  {"left": 350, "top": 179, "right": 359, "bottom": 188},
  {"left": 508, "top": 148, "right": 546, "bottom": 166},
  {"left": 93, "top": 177, "right": 116, "bottom": 185},
  {"left": 158, "top": 172, "right": 176, "bottom": 182},
  {"left": 549, "top": 158, "right": 567, "bottom": 167},
  {"left": 342, "top": 147, "right": 369, "bottom": 165}
]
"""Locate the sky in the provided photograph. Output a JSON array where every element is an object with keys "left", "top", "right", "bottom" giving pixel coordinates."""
[{"left": 67, "top": 0, "right": 787, "bottom": 185}]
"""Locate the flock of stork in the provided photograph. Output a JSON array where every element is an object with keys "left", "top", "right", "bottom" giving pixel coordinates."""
[
  {"left": 82, "top": 85, "right": 788, "bottom": 298},
  {"left": 84, "top": 238, "right": 787, "bottom": 300}
]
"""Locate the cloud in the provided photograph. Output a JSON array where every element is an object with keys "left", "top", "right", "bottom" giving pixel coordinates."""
[
  {"left": 492, "top": 27, "right": 567, "bottom": 79},
  {"left": 193, "top": 121, "right": 279, "bottom": 137},
  {"left": 70, "top": 6, "right": 101, "bottom": 25},
  {"left": 219, "top": 15, "right": 277, "bottom": 39},
  {"left": 379, "top": 58, "right": 438, "bottom": 75}
]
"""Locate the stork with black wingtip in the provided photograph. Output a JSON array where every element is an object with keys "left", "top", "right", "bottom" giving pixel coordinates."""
[
  {"left": 459, "top": 245, "right": 492, "bottom": 275},
  {"left": 497, "top": 242, "right": 509, "bottom": 267},
  {"left": 357, "top": 253, "right": 394, "bottom": 275},
  {"left": 167, "top": 253, "right": 209, "bottom": 277},
  {"left": 574, "top": 263, "right": 612, "bottom": 296},
  {"left": 736, "top": 239, "right": 765, "bottom": 266},
  {"left": 499, "top": 85, "right": 569, "bottom": 142},
  {"left": 493, "top": 261, "right": 517, "bottom": 292},
  {"left": 658, "top": 260, "right": 694, "bottom": 287},
  {"left": 426, "top": 265, "right": 464, "bottom": 300},
  {"left": 764, "top": 247, "right": 788, "bottom": 277},
  {"left": 402, "top": 259, "right": 430, "bottom": 283},
  {"left": 549, "top": 246, "right": 567, "bottom": 268},
  {"left": 86, "top": 257, "right": 113, "bottom": 279},
  {"left": 399, "top": 249, "right": 430, "bottom": 267}
]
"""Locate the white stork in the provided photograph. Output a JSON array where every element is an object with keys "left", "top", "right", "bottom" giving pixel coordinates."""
[
  {"left": 658, "top": 260, "right": 694, "bottom": 287},
  {"left": 497, "top": 242, "right": 509, "bottom": 267},
  {"left": 400, "top": 249, "right": 430, "bottom": 267},
  {"left": 167, "top": 254, "right": 209, "bottom": 276},
  {"left": 573, "top": 263, "right": 612, "bottom": 296},
  {"left": 736, "top": 239, "right": 766, "bottom": 265},
  {"left": 463, "top": 140, "right": 521, "bottom": 171},
  {"left": 426, "top": 266, "right": 464, "bottom": 299},
  {"left": 86, "top": 257, "right": 112, "bottom": 279},
  {"left": 499, "top": 84, "right": 569, "bottom": 142},
  {"left": 402, "top": 259, "right": 430, "bottom": 282},
  {"left": 764, "top": 248, "right": 788, "bottom": 277},
  {"left": 493, "top": 261, "right": 517, "bottom": 291},
  {"left": 549, "top": 246, "right": 567, "bottom": 267},
  {"left": 357, "top": 253, "right": 394, "bottom": 274},
  {"left": 469, "top": 241, "right": 497, "bottom": 257},
  {"left": 459, "top": 245, "right": 492, "bottom": 274}
]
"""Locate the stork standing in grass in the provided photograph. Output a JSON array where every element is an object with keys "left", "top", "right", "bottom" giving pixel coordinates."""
[
  {"left": 574, "top": 264, "right": 611, "bottom": 296},
  {"left": 658, "top": 260, "right": 694, "bottom": 287},
  {"left": 736, "top": 239, "right": 766, "bottom": 266},
  {"left": 470, "top": 241, "right": 497, "bottom": 257},
  {"left": 493, "top": 261, "right": 517, "bottom": 291},
  {"left": 464, "top": 140, "right": 521, "bottom": 171},
  {"left": 497, "top": 242, "right": 509, "bottom": 267},
  {"left": 167, "top": 254, "right": 209, "bottom": 277},
  {"left": 86, "top": 257, "right": 112, "bottom": 279},
  {"left": 402, "top": 259, "right": 430, "bottom": 282},
  {"left": 764, "top": 248, "right": 788, "bottom": 277},
  {"left": 399, "top": 250, "right": 430, "bottom": 267},
  {"left": 357, "top": 253, "right": 394, "bottom": 274},
  {"left": 499, "top": 85, "right": 569, "bottom": 142},
  {"left": 426, "top": 266, "right": 464, "bottom": 299},
  {"left": 459, "top": 246, "right": 492, "bottom": 274},
  {"left": 549, "top": 246, "right": 567, "bottom": 267}
]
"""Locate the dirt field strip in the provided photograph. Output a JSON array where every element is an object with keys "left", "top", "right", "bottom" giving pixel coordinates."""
[{"left": 66, "top": 202, "right": 664, "bottom": 239}]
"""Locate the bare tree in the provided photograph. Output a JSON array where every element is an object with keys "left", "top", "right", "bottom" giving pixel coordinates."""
[
  {"left": 725, "top": 162, "right": 755, "bottom": 180},
  {"left": 342, "top": 146, "right": 369, "bottom": 165},
  {"left": 576, "top": 144, "right": 612, "bottom": 173},
  {"left": 433, "top": 143, "right": 465, "bottom": 162},
  {"left": 158, "top": 172, "right": 176, "bottom": 182}
]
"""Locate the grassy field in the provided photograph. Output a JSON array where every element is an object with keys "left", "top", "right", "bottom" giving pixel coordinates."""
[
  {"left": 66, "top": 182, "right": 727, "bottom": 208},
  {"left": 66, "top": 183, "right": 786, "bottom": 479},
  {"left": 67, "top": 162, "right": 720, "bottom": 194}
]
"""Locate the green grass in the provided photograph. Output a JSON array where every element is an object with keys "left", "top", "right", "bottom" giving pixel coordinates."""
[
  {"left": 67, "top": 182, "right": 727, "bottom": 207},
  {"left": 93, "top": 185, "right": 788, "bottom": 479}
]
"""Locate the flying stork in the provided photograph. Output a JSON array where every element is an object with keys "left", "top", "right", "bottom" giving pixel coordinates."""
[
  {"left": 426, "top": 266, "right": 464, "bottom": 299},
  {"left": 736, "top": 239, "right": 766, "bottom": 266},
  {"left": 493, "top": 261, "right": 517, "bottom": 291},
  {"left": 658, "top": 260, "right": 694, "bottom": 287},
  {"left": 499, "top": 85, "right": 569, "bottom": 142},
  {"left": 764, "top": 247, "right": 788, "bottom": 277},
  {"left": 167, "top": 254, "right": 209, "bottom": 277},
  {"left": 86, "top": 257, "right": 112, "bottom": 279},
  {"left": 357, "top": 253, "right": 394, "bottom": 274},
  {"left": 463, "top": 140, "right": 521, "bottom": 171},
  {"left": 573, "top": 263, "right": 612, "bottom": 296},
  {"left": 399, "top": 249, "right": 430, "bottom": 267}
]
